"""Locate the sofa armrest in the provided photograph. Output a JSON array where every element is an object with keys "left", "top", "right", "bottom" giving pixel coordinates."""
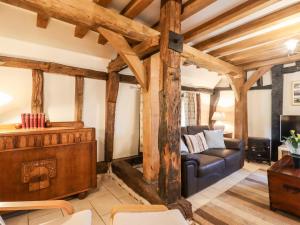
[
  {"left": 181, "top": 153, "right": 200, "bottom": 177},
  {"left": 224, "top": 138, "right": 244, "bottom": 151}
]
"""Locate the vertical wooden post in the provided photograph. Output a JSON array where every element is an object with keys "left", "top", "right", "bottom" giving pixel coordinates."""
[
  {"left": 31, "top": 69, "right": 44, "bottom": 113},
  {"left": 105, "top": 72, "right": 120, "bottom": 162},
  {"left": 209, "top": 91, "right": 220, "bottom": 128},
  {"left": 234, "top": 73, "right": 248, "bottom": 142},
  {"left": 143, "top": 54, "right": 160, "bottom": 183},
  {"left": 75, "top": 76, "right": 84, "bottom": 121},
  {"left": 158, "top": 0, "right": 182, "bottom": 204},
  {"left": 196, "top": 93, "right": 201, "bottom": 126}
]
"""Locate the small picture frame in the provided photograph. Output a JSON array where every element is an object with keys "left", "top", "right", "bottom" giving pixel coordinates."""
[{"left": 292, "top": 81, "right": 300, "bottom": 105}]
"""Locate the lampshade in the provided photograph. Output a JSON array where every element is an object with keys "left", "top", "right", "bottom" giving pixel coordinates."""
[{"left": 212, "top": 112, "right": 225, "bottom": 121}]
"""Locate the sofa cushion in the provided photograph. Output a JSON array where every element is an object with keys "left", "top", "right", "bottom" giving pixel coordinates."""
[
  {"left": 201, "top": 149, "right": 241, "bottom": 168},
  {"left": 196, "top": 154, "right": 225, "bottom": 177},
  {"left": 184, "top": 134, "right": 205, "bottom": 153},
  {"left": 187, "top": 126, "right": 209, "bottom": 135},
  {"left": 204, "top": 130, "right": 226, "bottom": 149},
  {"left": 0, "top": 216, "right": 5, "bottom": 225},
  {"left": 180, "top": 138, "right": 189, "bottom": 153}
]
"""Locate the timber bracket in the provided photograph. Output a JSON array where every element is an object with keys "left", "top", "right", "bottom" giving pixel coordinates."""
[{"left": 168, "top": 31, "right": 183, "bottom": 53}]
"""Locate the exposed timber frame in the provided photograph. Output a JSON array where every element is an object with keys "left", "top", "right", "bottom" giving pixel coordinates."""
[{"left": 31, "top": 69, "right": 44, "bottom": 114}]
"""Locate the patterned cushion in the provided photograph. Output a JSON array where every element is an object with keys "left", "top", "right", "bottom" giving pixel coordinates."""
[
  {"left": 198, "top": 132, "right": 209, "bottom": 150},
  {"left": 184, "top": 134, "right": 205, "bottom": 153}
]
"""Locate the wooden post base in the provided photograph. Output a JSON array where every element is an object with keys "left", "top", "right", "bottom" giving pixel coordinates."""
[{"left": 78, "top": 191, "right": 88, "bottom": 200}]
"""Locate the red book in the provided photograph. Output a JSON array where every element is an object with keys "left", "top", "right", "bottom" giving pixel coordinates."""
[
  {"left": 21, "top": 113, "right": 26, "bottom": 129},
  {"left": 25, "top": 113, "right": 30, "bottom": 129},
  {"left": 34, "top": 113, "right": 38, "bottom": 128},
  {"left": 41, "top": 113, "right": 45, "bottom": 128},
  {"left": 38, "top": 113, "right": 41, "bottom": 128},
  {"left": 30, "top": 113, "right": 34, "bottom": 129}
]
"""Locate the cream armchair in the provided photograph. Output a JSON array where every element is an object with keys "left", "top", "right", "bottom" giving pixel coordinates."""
[
  {"left": 0, "top": 200, "right": 91, "bottom": 225},
  {"left": 110, "top": 205, "right": 188, "bottom": 225}
]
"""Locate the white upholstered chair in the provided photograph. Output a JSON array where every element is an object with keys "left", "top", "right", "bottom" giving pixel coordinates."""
[
  {"left": 110, "top": 205, "right": 189, "bottom": 225},
  {"left": 0, "top": 200, "right": 91, "bottom": 225}
]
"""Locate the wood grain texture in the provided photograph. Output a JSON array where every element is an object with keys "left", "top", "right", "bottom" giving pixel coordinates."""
[
  {"left": 36, "top": 13, "right": 49, "bottom": 28},
  {"left": 209, "top": 91, "right": 220, "bottom": 128},
  {"left": 109, "top": 36, "right": 159, "bottom": 72},
  {"left": 243, "top": 66, "right": 271, "bottom": 92},
  {"left": 98, "top": 0, "right": 154, "bottom": 45},
  {"left": 0, "top": 200, "right": 74, "bottom": 215},
  {"left": 194, "top": 2, "right": 300, "bottom": 51},
  {"left": 0, "top": 0, "right": 241, "bottom": 77},
  {"left": 99, "top": 27, "right": 147, "bottom": 89},
  {"left": 112, "top": 160, "right": 164, "bottom": 204},
  {"left": 105, "top": 72, "right": 119, "bottom": 162},
  {"left": 74, "top": 25, "right": 89, "bottom": 38},
  {"left": 242, "top": 53, "right": 300, "bottom": 70},
  {"left": 158, "top": 0, "right": 182, "bottom": 204},
  {"left": 93, "top": 0, "right": 111, "bottom": 6},
  {"left": 1, "top": 0, "right": 159, "bottom": 42},
  {"left": 142, "top": 54, "right": 160, "bottom": 183},
  {"left": 182, "top": 45, "right": 243, "bottom": 76},
  {"left": 181, "top": 0, "right": 216, "bottom": 21},
  {"left": 75, "top": 76, "right": 84, "bottom": 121},
  {"left": 121, "top": 0, "right": 154, "bottom": 18},
  {"left": 0, "top": 127, "right": 97, "bottom": 202},
  {"left": 183, "top": 0, "right": 278, "bottom": 43},
  {"left": 209, "top": 22, "right": 300, "bottom": 58},
  {"left": 0, "top": 55, "right": 136, "bottom": 84},
  {"left": 232, "top": 74, "right": 247, "bottom": 141},
  {"left": 31, "top": 69, "right": 44, "bottom": 114},
  {"left": 196, "top": 93, "right": 201, "bottom": 125}
]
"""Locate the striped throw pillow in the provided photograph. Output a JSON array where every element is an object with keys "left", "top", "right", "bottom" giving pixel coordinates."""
[{"left": 184, "top": 134, "right": 205, "bottom": 153}]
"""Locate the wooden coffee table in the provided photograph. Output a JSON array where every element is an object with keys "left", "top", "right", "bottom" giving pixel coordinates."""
[{"left": 267, "top": 155, "right": 300, "bottom": 217}]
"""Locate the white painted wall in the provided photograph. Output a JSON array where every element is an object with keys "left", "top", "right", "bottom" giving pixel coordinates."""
[
  {"left": 246, "top": 70, "right": 272, "bottom": 138},
  {"left": 216, "top": 91, "right": 235, "bottom": 133},
  {"left": 0, "top": 37, "right": 139, "bottom": 161},
  {"left": 247, "top": 90, "right": 272, "bottom": 138}
]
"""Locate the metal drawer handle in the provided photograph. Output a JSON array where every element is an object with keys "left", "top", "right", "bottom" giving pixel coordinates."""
[{"left": 283, "top": 184, "right": 300, "bottom": 194}]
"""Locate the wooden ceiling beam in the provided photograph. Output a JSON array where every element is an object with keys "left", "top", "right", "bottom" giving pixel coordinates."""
[
  {"left": 99, "top": 27, "right": 147, "bottom": 89},
  {"left": 232, "top": 48, "right": 292, "bottom": 66},
  {"left": 182, "top": 45, "right": 243, "bottom": 76},
  {"left": 183, "top": 0, "right": 278, "bottom": 43},
  {"left": 221, "top": 37, "right": 300, "bottom": 63},
  {"left": 1, "top": 0, "right": 158, "bottom": 42},
  {"left": 242, "top": 53, "right": 300, "bottom": 70},
  {"left": 194, "top": 2, "right": 300, "bottom": 51},
  {"left": 74, "top": 25, "right": 89, "bottom": 38},
  {"left": 243, "top": 66, "right": 272, "bottom": 92},
  {"left": 151, "top": 0, "right": 216, "bottom": 31},
  {"left": 209, "top": 22, "right": 300, "bottom": 57},
  {"left": 36, "top": 13, "right": 49, "bottom": 28},
  {"left": 108, "top": 35, "right": 159, "bottom": 72},
  {"left": 121, "top": 0, "right": 154, "bottom": 19},
  {"left": 93, "top": 0, "right": 111, "bottom": 7},
  {"left": 181, "top": 0, "right": 216, "bottom": 21},
  {"left": 1, "top": 0, "right": 241, "bottom": 76},
  {"left": 98, "top": 0, "right": 154, "bottom": 45}
]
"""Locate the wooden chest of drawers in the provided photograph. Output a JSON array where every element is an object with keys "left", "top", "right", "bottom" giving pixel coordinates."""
[
  {"left": 0, "top": 126, "right": 97, "bottom": 201},
  {"left": 267, "top": 156, "right": 300, "bottom": 217}
]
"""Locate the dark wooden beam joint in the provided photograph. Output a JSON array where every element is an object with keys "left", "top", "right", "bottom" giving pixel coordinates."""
[
  {"left": 31, "top": 69, "right": 44, "bottom": 114},
  {"left": 105, "top": 72, "right": 120, "bottom": 162},
  {"left": 168, "top": 31, "right": 183, "bottom": 53}
]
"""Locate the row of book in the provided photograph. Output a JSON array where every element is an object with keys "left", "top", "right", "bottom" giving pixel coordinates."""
[{"left": 21, "top": 113, "right": 45, "bottom": 129}]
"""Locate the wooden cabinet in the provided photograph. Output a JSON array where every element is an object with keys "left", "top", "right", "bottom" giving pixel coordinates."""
[
  {"left": 268, "top": 156, "right": 300, "bottom": 217},
  {"left": 0, "top": 127, "right": 97, "bottom": 201}
]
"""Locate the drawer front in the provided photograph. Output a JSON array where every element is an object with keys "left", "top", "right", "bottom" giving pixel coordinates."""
[{"left": 268, "top": 172, "right": 300, "bottom": 216}]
